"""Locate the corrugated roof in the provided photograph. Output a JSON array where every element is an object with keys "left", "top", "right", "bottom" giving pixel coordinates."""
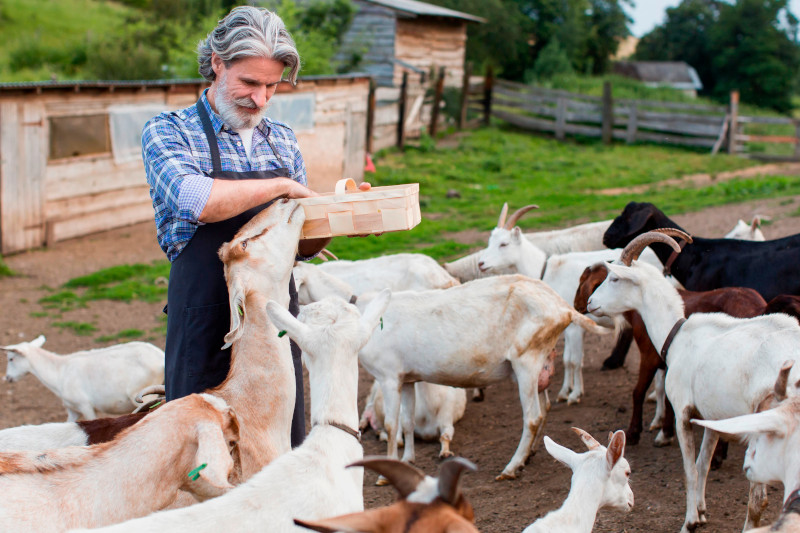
[
  {"left": 363, "top": 0, "right": 486, "bottom": 23},
  {"left": 613, "top": 61, "right": 703, "bottom": 90}
]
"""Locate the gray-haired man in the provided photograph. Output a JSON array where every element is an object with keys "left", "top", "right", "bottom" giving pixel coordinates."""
[{"left": 142, "top": 6, "right": 368, "bottom": 446}]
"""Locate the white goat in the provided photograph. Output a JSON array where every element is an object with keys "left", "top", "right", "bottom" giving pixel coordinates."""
[
  {"left": 71, "top": 291, "right": 392, "bottom": 533},
  {"left": 2, "top": 336, "right": 164, "bottom": 421},
  {"left": 0, "top": 393, "right": 238, "bottom": 533},
  {"left": 523, "top": 428, "right": 633, "bottom": 533},
  {"left": 443, "top": 203, "right": 613, "bottom": 282},
  {"left": 725, "top": 216, "right": 766, "bottom": 241},
  {"left": 359, "top": 380, "right": 467, "bottom": 458},
  {"left": 586, "top": 230, "right": 800, "bottom": 533},
  {"left": 357, "top": 274, "right": 610, "bottom": 480},
  {"left": 294, "top": 457, "right": 478, "bottom": 533}
]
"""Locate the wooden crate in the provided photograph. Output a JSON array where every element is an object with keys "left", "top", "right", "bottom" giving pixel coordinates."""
[{"left": 297, "top": 179, "right": 421, "bottom": 239}]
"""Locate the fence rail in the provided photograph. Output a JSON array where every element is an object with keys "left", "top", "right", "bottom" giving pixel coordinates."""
[{"left": 489, "top": 80, "right": 800, "bottom": 160}]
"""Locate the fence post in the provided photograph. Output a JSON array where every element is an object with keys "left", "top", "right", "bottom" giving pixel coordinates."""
[
  {"left": 483, "top": 65, "right": 494, "bottom": 126},
  {"left": 429, "top": 66, "right": 446, "bottom": 137},
  {"left": 795, "top": 119, "right": 800, "bottom": 159},
  {"left": 601, "top": 81, "right": 613, "bottom": 145},
  {"left": 397, "top": 71, "right": 409, "bottom": 149},
  {"left": 728, "top": 90, "right": 739, "bottom": 154},
  {"left": 555, "top": 97, "right": 566, "bottom": 141},
  {"left": 366, "top": 78, "right": 376, "bottom": 155},
  {"left": 626, "top": 102, "right": 638, "bottom": 144},
  {"left": 458, "top": 62, "right": 472, "bottom": 130}
]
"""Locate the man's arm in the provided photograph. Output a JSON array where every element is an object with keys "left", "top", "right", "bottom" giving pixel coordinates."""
[{"left": 198, "top": 177, "right": 317, "bottom": 223}]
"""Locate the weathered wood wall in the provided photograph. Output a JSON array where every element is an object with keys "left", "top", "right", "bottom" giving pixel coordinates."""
[
  {"left": 0, "top": 76, "right": 369, "bottom": 254},
  {"left": 336, "top": 1, "right": 397, "bottom": 87},
  {"left": 393, "top": 18, "right": 467, "bottom": 88}
]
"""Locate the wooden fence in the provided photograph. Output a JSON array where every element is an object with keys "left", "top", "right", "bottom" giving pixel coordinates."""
[{"left": 489, "top": 80, "right": 800, "bottom": 161}]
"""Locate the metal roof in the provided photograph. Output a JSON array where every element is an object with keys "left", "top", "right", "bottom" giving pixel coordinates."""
[{"left": 362, "top": 0, "right": 486, "bottom": 23}]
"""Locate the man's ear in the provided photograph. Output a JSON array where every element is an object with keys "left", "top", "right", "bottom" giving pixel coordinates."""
[{"left": 211, "top": 53, "right": 225, "bottom": 77}]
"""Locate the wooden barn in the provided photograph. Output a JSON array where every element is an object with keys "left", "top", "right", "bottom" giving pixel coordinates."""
[
  {"left": 336, "top": 0, "right": 485, "bottom": 87},
  {"left": 0, "top": 74, "right": 370, "bottom": 255},
  {"left": 613, "top": 61, "right": 704, "bottom": 97}
]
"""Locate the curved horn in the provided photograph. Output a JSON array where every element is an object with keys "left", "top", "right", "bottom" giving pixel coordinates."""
[
  {"left": 651, "top": 227, "right": 693, "bottom": 244},
  {"left": 497, "top": 203, "right": 509, "bottom": 229},
  {"left": 135, "top": 385, "right": 166, "bottom": 404},
  {"left": 774, "top": 360, "right": 795, "bottom": 402},
  {"left": 504, "top": 204, "right": 539, "bottom": 230},
  {"left": 348, "top": 457, "right": 425, "bottom": 498},
  {"left": 321, "top": 249, "right": 339, "bottom": 261},
  {"left": 437, "top": 457, "right": 477, "bottom": 505},
  {"left": 619, "top": 231, "right": 682, "bottom": 266},
  {"left": 571, "top": 427, "right": 601, "bottom": 450}
]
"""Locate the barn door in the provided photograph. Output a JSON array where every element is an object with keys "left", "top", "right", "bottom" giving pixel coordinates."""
[{"left": 0, "top": 100, "right": 46, "bottom": 254}]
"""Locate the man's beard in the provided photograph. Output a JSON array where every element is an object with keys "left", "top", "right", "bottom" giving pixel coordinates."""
[{"left": 215, "top": 72, "right": 268, "bottom": 130}]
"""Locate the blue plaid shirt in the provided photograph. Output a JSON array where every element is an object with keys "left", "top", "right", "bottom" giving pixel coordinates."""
[{"left": 142, "top": 90, "right": 307, "bottom": 261}]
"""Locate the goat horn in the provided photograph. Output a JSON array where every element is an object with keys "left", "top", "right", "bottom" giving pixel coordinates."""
[
  {"left": 321, "top": 248, "right": 339, "bottom": 261},
  {"left": 651, "top": 227, "right": 693, "bottom": 244},
  {"left": 135, "top": 385, "right": 166, "bottom": 404},
  {"left": 504, "top": 204, "right": 539, "bottom": 230},
  {"left": 437, "top": 457, "right": 477, "bottom": 505},
  {"left": 348, "top": 457, "right": 425, "bottom": 498},
  {"left": 571, "top": 427, "right": 601, "bottom": 450},
  {"left": 774, "top": 360, "right": 795, "bottom": 402},
  {"left": 497, "top": 203, "right": 509, "bottom": 229},
  {"left": 619, "top": 231, "right": 682, "bottom": 266}
]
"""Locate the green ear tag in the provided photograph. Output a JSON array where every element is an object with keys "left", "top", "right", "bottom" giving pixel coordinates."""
[
  {"left": 148, "top": 400, "right": 163, "bottom": 410},
  {"left": 278, "top": 330, "right": 287, "bottom": 338},
  {"left": 380, "top": 317, "right": 383, "bottom": 330},
  {"left": 237, "top": 305, "right": 243, "bottom": 317},
  {"left": 188, "top": 463, "right": 207, "bottom": 481}
]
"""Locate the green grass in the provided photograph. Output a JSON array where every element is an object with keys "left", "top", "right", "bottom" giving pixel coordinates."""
[
  {"left": 95, "top": 329, "right": 144, "bottom": 343},
  {"left": 51, "top": 321, "right": 97, "bottom": 336},
  {"left": 0, "top": 256, "right": 14, "bottom": 277}
]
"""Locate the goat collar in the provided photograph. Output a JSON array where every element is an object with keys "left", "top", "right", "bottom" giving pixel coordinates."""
[
  {"left": 662, "top": 238, "right": 688, "bottom": 276},
  {"left": 349, "top": 295, "right": 358, "bottom": 305},
  {"left": 320, "top": 420, "right": 362, "bottom": 443},
  {"left": 660, "top": 318, "right": 687, "bottom": 362}
]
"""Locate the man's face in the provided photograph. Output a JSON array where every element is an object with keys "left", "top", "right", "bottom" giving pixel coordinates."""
[{"left": 211, "top": 54, "right": 285, "bottom": 130}]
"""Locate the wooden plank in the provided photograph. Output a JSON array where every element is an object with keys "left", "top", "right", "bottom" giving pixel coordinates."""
[
  {"left": 633, "top": 119, "right": 721, "bottom": 137},
  {"left": 366, "top": 79, "right": 376, "bottom": 154},
  {"left": 711, "top": 115, "right": 730, "bottom": 155},
  {"left": 626, "top": 103, "right": 637, "bottom": 144},
  {"left": 495, "top": 79, "right": 602, "bottom": 102},
  {"left": 634, "top": 130, "right": 716, "bottom": 148},
  {"left": 397, "top": 72, "right": 408, "bottom": 149},
  {"left": 602, "top": 82, "right": 613, "bottom": 145},
  {"left": 46, "top": 203, "right": 154, "bottom": 244},
  {"left": 728, "top": 90, "right": 739, "bottom": 154},
  {"left": 484, "top": 65, "right": 494, "bottom": 126},
  {"left": 623, "top": 109, "right": 725, "bottom": 126},
  {"left": 555, "top": 97, "right": 566, "bottom": 140},
  {"left": 616, "top": 97, "right": 726, "bottom": 113},
  {"left": 458, "top": 62, "right": 472, "bottom": 130},
  {"left": 45, "top": 159, "right": 144, "bottom": 201},
  {"left": 736, "top": 134, "right": 799, "bottom": 144},
  {"left": 737, "top": 115, "right": 795, "bottom": 125},
  {"left": 429, "top": 67, "right": 446, "bottom": 137},
  {"left": 492, "top": 109, "right": 556, "bottom": 132},
  {"left": 45, "top": 185, "right": 151, "bottom": 220}
]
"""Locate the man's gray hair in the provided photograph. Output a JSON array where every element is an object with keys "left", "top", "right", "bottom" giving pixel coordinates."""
[{"left": 198, "top": 6, "right": 300, "bottom": 84}]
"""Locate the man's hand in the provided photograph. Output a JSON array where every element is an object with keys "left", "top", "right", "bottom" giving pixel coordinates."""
[{"left": 284, "top": 179, "right": 320, "bottom": 199}]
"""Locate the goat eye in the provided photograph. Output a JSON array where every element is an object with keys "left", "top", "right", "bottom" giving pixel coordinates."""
[
  {"left": 241, "top": 240, "right": 248, "bottom": 250},
  {"left": 499, "top": 243, "right": 508, "bottom": 248}
]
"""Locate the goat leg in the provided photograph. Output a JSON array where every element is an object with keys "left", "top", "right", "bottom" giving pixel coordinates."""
[
  {"left": 628, "top": 349, "right": 661, "bottom": 445},
  {"left": 601, "top": 325, "right": 634, "bottom": 370}
]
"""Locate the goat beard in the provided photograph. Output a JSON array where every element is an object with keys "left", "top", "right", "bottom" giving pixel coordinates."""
[{"left": 215, "top": 71, "right": 269, "bottom": 130}]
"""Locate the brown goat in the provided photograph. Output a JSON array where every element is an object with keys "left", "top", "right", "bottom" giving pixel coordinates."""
[
  {"left": 294, "top": 457, "right": 478, "bottom": 533},
  {"left": 574, "top": 263, "right": 767, "bottom": 446},
  {"left": 765, "top": 295, "right": 800, "bottom": 324}
]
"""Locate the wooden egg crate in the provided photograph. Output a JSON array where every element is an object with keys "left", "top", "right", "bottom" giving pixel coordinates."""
[{"left": 297, "top": 179, "right": 421, "bottom": 239}]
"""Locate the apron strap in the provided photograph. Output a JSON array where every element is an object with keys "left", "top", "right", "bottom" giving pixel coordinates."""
[{"left": 196, "top": 97, "right": 223, "bottom": 172}]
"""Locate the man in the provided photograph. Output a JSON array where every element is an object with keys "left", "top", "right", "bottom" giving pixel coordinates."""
[{"left": 141, "top": 6, "right": 367, "bottom": 446}]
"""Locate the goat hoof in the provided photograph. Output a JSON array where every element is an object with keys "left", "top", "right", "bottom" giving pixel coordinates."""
[
  {"left": 439, "top": 450, "right": 455, "bottom": 459},
  {"left": 625, "top": 431, "right": 640, "bottom": 446},
  {"left": 495, "top": 471, "right": 518, "bottom": 481},
  {"left": 601, "top": 358, "right": 625, "bottom": 371},
  {"left": 566, "top": 396, "right": 581, "bottom": 406},
  {"left": 653, "top": 432, "right": 673, "bottom": 448},
  {"left": 375, "top": 475, "right": 390, "bottom": 486}
]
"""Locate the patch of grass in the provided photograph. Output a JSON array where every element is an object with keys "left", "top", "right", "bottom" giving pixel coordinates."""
[
  {"left": 0, "top": 256, "right": 14, "bottom": 277},
  {"left": 52, "top": 321, "right": 97, "bottom": 336},
  {"left": 151, "top": 315, "right": 168, "bottom": 337},
  {"left": 29, "top": 311, "right": 49, "bottom": 318},
  {"left": 95, "top": 329, "right": 144, "bottom": 343}
]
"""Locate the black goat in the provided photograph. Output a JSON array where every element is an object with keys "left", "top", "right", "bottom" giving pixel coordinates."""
[{"left": 603, "top": 202, "right": 800, "bottom": 301}]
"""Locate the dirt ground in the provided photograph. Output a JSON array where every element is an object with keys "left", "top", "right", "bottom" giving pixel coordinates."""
[{"left": 1, "top": 195, "right": 800, "bottom": 532}]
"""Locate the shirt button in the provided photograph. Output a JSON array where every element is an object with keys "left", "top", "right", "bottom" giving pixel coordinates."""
[{"left": 237, "top": 141, "right": 242, "bottom": 146}]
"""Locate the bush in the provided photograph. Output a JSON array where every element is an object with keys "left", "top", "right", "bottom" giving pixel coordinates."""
[{"left": 528, "top": 38, "right": 573, "bottom": 82}]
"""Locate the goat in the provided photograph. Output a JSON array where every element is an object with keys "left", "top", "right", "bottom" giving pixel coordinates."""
[
  {"left": 725, "top": 216, "right": 766, "bottom": 241},
  {"left": 586, "top": 230, "right": 800, "bottom": 532},
  {"left": 357, "top": 274, "right": 610, "bottom": 480},
  {"left": 765, "top": 294, "right": 800, "bottom": 324},
  {"left": 443, "top": 203, "right": 612, "bottom": 283},
  {"left": 0, "top": 412, "right": 149, "bottom": 451},
  {"left": 294, "top": 457, "right": 478, "bottom": 533},
  {"left": 523, "top": 428, "right": 633, "bottom": 533},
  {"left": 602, "top": 201, "right": 800, "bottom": 300},
  {"left": 574, "top": 264, "right": 768, "bottom": 446},
  {"left": 476, "top": 205, "right": 662, "bottom": 404},
  {"left": 745, "top": 489, "right": 800, "bottom": 533},
  {"left": 0, "top": 393, "right": 239, "bottom": 533},
  {"left": 69, "top": 292, "right": 392, "bottom": 533},
  {"left": 2, "top": 336, "right": 164, "bottom": 421}
]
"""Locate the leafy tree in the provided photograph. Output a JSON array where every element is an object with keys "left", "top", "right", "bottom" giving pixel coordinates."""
[{"left": 530, "top": 37, "right": 573, "bottom": 80}]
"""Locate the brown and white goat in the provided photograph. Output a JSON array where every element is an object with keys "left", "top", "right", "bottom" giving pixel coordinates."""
[
  {"left": 0, "top": 393, "right": 239, "bottom": 532},
  {"left": 294, "top": 457, "right": 478, "bottom": 533},
  {"left": 574, "top": 263, "right": 767, "bottom": 446}
]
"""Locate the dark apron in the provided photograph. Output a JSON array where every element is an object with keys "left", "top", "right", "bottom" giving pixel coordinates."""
[{"left": 164, "top": 96, "right": 305, "bottom": 446}]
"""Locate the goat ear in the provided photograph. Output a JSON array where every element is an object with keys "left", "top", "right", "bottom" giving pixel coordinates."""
[
  {"left": 222, "top": 280, "right": 246, "bottom": 349},
  {"left": 265, "top": 300, "right": 310, "bottom": 345},
  {"left": 544, "top": 436, "right": 578, "bottom": 469},
  {"left": 511, "top": 226, "right": 523, "bottom": 240},
  {"left": 294, "top": 509, "right": 388, "bottom": 532},
  {"left": 606, "top": 430, "right": 626, "bottom": 470},
  {"left": 189, "top": 421, "right": 235, "bottom": 498},
  {"left": 359, "top": 289, "right": 392, "bottom": 341},
  {"left": 31, "top": 335, "right": 46, "bottom": 348},
  {"left": 437, "top": 457, "right": 477, "bottom": 506},
  {"left": 627, "top": 206, "right": 654, "bottom": 234},
  {"left": 692, "top": 410, "right": 787, "bottom": 438}
]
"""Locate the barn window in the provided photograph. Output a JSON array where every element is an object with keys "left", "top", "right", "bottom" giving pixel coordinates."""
[
  {"left": 108, "top": 104, "right": 166, "bottom": 164},
  {"left": 48, "top": 114, "right": 111, "bottom": 160}
]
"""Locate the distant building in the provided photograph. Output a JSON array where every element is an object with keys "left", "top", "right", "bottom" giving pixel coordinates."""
[
  {"left": 613, "top": 61, "right": 704, "bottom": 97},
  {"left": 612, "top": 36, "right": 639, "bottom": 61},
  {"left": 336, "top": 0, "right": 485, "bottom": 87}
]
